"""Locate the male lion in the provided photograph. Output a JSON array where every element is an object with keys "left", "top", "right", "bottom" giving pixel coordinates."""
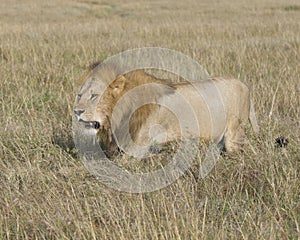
[{"left": 74, "top": 62, "right": 259, "bottom": 156}]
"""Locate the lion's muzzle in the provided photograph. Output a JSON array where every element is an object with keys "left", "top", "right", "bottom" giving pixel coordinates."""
[{"left": 78, "top": 119, "right": 100, "bottom": 130}]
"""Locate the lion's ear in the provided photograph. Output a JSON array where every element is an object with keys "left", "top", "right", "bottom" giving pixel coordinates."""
[{"left": 111, "top": 75, "right": 126, "bottom": 96}]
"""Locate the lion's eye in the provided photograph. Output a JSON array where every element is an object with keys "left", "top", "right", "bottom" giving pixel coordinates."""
[
  {"left": 77, "top": 94, "right": 82, "bottom": 101},
  {"left": 90, "top": 94, "right": 98, "bottom": 101}
]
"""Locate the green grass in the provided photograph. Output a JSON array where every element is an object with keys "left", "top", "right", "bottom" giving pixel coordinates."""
[{"left": 0, "top": 0, "right": 299, "bottom": 239}]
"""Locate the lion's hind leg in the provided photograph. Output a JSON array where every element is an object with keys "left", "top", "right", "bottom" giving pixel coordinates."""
[{"left": 224, "top": 117, "right": 247, "bottom": 153}]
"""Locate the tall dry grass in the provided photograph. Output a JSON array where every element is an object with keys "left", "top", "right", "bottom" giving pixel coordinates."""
[{"left": 0, "top": 0, "right": 299, "bottom": 239}]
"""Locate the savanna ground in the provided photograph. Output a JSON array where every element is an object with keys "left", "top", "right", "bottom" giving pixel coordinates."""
[{"left": 0, "top": 0, "right": 299, "bottom": 239}]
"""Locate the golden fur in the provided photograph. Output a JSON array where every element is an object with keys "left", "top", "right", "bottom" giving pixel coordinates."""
[{"left": 74, "top": 63, "right": 259, "bottom": 155}]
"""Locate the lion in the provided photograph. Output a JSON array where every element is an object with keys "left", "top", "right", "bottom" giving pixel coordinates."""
[{"left": 74, "top": 62, "right": 259, "bottom": 157}]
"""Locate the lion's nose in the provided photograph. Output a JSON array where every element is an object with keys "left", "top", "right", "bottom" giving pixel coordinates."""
[{"left": 74, "top": 109, "right": 85, "bottom": 116}]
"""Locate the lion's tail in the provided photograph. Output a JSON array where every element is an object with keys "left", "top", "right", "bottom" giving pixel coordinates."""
[{"left": 249, "top": 98, "right": 259, "bottom": 133}]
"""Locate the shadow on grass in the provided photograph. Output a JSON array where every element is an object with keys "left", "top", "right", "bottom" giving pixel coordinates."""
[{"left": 51, "top": 127, "right": 79, "bottom": 159}]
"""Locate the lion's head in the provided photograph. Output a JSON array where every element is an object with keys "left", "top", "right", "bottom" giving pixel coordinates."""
[{"left": 74, "top": 76, "right": 125, "bottom": 129}]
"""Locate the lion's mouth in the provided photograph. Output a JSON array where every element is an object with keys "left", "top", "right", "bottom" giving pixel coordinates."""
[{"left": 79, "top": 119, "right": 100, "bottom": 129}]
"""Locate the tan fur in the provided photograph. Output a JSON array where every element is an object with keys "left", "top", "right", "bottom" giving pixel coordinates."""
[{"left": 74, "top": 63, "right": 259, "bottom": 154}]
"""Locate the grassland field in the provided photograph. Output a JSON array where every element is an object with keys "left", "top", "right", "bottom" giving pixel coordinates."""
[{"left": 0, "top": 0, "right": 299, "bottom": 239}]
